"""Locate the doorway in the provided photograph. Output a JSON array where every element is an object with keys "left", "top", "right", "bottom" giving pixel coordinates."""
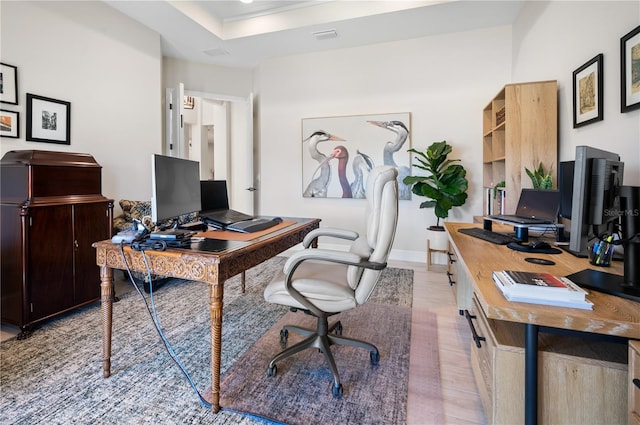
[{"left": 165, "top": 88, "right": 254, "bottom": 215}]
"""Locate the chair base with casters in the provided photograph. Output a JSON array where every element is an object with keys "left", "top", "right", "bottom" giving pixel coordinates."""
[{"left": 266, "top": 309, "right": 380, "bottom": 398}]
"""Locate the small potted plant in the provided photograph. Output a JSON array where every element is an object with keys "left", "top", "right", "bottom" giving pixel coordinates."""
[
  {"left": 525, "top": 162, "right": 553, "bottom": 189},
  {"left": 403, "top": 140, "right": 469, "bottom": 231}
]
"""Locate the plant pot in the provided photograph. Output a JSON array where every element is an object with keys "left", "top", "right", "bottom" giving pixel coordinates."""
[
  {"left": 426, "top": 227, "right": 448, "bottom": 251},
  {"left": 426, "top": 227, "right": 449, "bottom": 270}
]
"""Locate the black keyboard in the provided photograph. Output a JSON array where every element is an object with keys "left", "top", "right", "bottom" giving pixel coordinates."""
[
  {"left": 458, "top": 227, "right": 516, "bottom": 245},
  {"left": 226, "top": 217, "right": 282, "bottom": 233}
]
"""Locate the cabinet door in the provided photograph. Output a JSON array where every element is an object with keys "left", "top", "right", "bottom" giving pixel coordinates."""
[
  {"left": 29, "top": 206, "right": 74, "bottom": 321},
  {"left": 73, "top": 203, "right": 110, "bottom": 304}
]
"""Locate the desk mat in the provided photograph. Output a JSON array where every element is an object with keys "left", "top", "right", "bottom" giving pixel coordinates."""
[{"left": 196, "top": 220, "right": 296, "bottom": 241}]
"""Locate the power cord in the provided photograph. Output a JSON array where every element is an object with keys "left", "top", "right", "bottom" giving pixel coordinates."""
[{"left": 118, "top": 242, "right": 212, "bottom": 409}]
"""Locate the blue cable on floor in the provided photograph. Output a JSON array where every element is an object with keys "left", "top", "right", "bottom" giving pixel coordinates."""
[{"left": 119, "top": 243, "right": 212, "bottom": 409}]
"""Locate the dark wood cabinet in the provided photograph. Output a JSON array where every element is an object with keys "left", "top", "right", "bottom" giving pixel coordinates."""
[{"left": 1, "top": 150, "right": 113, "bottom": 338}]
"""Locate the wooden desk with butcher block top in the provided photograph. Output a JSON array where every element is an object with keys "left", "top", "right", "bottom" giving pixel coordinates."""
[{"left": 445, "top": 222, "right": 640, "bottom": 425}]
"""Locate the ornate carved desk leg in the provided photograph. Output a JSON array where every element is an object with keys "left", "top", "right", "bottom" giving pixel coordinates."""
[
  {"left": 209, "top": 280, "right": 224, "bottom": 412},
  {"left": 100, "top": 266, "right": 114, "bottom": 378}
]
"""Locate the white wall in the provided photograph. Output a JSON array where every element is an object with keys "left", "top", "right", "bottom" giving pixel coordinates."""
[
  {"left": 163, "top": 57, "right": 253, "bottom": 99},
  {"left": 0, "top": 1, "right": 162, "bottom": 210},
  {"left": 512, "top": 1, "right": 640, "bottom": 184},
  {"left": 255, "top": 26, "right": 512, "bottom": 260}
]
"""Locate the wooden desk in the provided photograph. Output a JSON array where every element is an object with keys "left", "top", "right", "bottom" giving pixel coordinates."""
[
  {"left": 93, "top": 218, "right": 320, "bottom": 412},
  {"left": 445, "top": 222, "right": 640, "bottom": 424}
]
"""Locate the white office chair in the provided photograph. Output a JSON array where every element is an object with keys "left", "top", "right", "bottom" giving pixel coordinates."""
[{"left": 263, "top": 165, "right": 399, "bottom": 397}]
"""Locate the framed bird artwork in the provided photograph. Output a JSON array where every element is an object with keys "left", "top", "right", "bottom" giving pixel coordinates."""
[{"left": 301, "top": 112, "right": 412, "bottom": 200}]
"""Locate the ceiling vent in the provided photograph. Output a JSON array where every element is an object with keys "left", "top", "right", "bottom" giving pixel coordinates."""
[
  {"left": 312, "top": 29, "right": 338, "bottom": 40},
  {"left": 203, "top": 48, "right": 230, "bottom": 57}
]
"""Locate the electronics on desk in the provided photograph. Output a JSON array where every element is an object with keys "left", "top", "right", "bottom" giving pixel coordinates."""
[
  {"left": 149, "top": 229, "right": 196, "bottom": 240},
  {"left": 486, "top": 189, "right": 559, "bottom": 225},
  {"left": 111, "top": 219, "right": 150, "bottom": 244},
  {"left": 226, "top": 217, "right": 282, "bottom": 233},
  {"left": 112, "top": 231, "right": 142, "bottom": 244},
  {"left": 199, "top": 180, "right": 253, "bottom": 226},
  {"left": 457, "top": 227, "right": 516, "bottom": 245},
  {"left": 151, "top": 154, "right": 201, "bottom": 225},
  {"left": 178, "top": 220, "right": 208, "bottom": 232}
]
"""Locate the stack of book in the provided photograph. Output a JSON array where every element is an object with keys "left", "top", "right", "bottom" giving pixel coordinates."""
[{"left": 492, "top": 270, "right": 593, "bottom": 310}]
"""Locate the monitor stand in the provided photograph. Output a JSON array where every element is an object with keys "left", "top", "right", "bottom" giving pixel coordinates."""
[
  {"left": 560, "top": 246, "right": 588, "bottom": 258},
  {"left": 566, "top": 269, "right": 640, "bottom": 303}
]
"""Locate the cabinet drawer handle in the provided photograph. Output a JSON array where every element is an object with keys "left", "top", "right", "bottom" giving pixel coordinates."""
[
  {"left": 634, "top": 378, "right": 640, "bottom": 390},
  {"left": 464, "top": 309, "right": 486, "bottom": 348},
  {"left": 447, "top": 252, "right": 456, "bottom": 264},
  {"left": 446, "top": 271, "right": 456, "bottom": 286}
]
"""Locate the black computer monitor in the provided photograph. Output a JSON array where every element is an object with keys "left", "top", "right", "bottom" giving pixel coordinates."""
[
  {"left": 558, "top": 160, "right": 574, "bottom": 219},
  {"left": 567, "top": 146, "right": 624, "bottom": 256},
  {"left": 151, "top": 154, "right": 201, "bottom": 224}
]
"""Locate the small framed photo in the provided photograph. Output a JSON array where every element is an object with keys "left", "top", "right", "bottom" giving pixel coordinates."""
[
  {"left": 0, "top": 109, "right": 19, "bottom": 138},
  {"left": 621, "top": 25, "right": 640, "bottom": 113},
  {"left": 26, "top": 93, "right": 71, "bottom": 145},
  {"left": 573, "top": 54, "right": 603, "bottom": 128},
  {"left": 0, "top": 63, "right": 18, "bottom": 105}
]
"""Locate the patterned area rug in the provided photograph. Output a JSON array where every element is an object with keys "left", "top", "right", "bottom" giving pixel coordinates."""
[
  {"left": 0, "top": 257, "right": 416, "bottom": 424},
  {"left": 220, "top": 304, "right": 413, "bottom": 424}
]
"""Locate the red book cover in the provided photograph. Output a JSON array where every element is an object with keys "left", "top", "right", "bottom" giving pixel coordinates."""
[{"left": 504, "top": 271, "right": 569, "bottom": 289}]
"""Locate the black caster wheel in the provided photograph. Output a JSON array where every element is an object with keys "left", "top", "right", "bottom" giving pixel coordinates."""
[
  {"left": 332, "top": 383, "right": 343, "bottom": 398},
  {"left": 267, "top": 364, "right": 277, "bottom": 377},
  {"left": 370, "top": 350, "right": 380, "bottom": 365},
  {"left": 279, "top": 329, "right": 288, "bottom": 348},
  {"left": 333, "top": 321, "right": 343, "bottom": 336}
]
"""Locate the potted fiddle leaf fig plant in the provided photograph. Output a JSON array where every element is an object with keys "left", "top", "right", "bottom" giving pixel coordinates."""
[{"left": 403, "top": 140, "right": 469, "bottom": 231}]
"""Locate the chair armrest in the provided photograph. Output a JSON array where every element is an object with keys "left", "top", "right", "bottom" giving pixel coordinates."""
[
  {"left": 302, "top": 227, "right": 359, "bottom": 248},
  {"left": 283, "top": 249, "right": 386, "bottom": 316},
  {"left": 284, "top": 249, "right": 363, "bottom": 274}
]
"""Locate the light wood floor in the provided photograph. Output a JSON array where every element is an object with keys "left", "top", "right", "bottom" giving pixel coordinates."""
[
  {"left": 0, "top": 259, "right": 486, "bottom": 424},
  {"left": 396, "top": 259, "right": 486, "bottom": 425}
]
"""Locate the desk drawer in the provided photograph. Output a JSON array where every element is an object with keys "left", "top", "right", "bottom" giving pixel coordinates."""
[
  {"left": 446, "top": 245, "right": 458, "bottom": 307},
  {"left": 469, "top": 295, "right": 524, "bottom": 424},
  {"left": 631, "top": 340, "right": 640, "bottom": 425},
  {"left": 468, "top": 294, "right": 628, "bottom": 424},
  {"left": 446, "top": 238, "right": 473, "bottom": 313}
]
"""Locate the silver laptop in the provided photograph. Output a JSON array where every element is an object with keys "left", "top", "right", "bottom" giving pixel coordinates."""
[
  {"left": 199, "top": 180, "right": 253, "bottom": 226},
  {"left": 488, "top": 189, "right": 559, "bottom": 224}
]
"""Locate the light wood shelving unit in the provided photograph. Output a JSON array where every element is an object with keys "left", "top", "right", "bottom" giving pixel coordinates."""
[{"left": 482, "top": 81, "right": 558, "bottom": 215}]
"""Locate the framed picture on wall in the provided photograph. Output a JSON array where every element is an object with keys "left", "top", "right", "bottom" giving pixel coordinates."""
[
  {"left": 26, "top": 93, "right": 71, "bottom": 144},
  {"left": 621, "top": 25, "right": 640, "bottom": 113},
  {"left": 0, "top": 109, "right": 19, "bottom": 138},
  {"left": 0, "top": 63, "right": 18, "bottom": 105},
  {"left": 301, "top": 112, "right": 411, "bottom": 200},
  {"left": 573, "top": 54, "right": 603, "bottom": 128}
]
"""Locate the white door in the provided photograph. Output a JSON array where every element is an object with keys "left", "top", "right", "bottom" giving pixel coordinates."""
[
  {"left": 229, "top": 93, "right": 254, "bottom": 215},
  {"left": 164, "top": 83, "right": 185, "bottom": 158}
]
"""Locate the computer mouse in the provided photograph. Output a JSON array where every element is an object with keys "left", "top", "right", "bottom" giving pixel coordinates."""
[
  {"left": 272, "top": 217, "right": 283, "bottom": 224},
  {"left": 529, "top": 241, "right": 551, "bottom": 250}
]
